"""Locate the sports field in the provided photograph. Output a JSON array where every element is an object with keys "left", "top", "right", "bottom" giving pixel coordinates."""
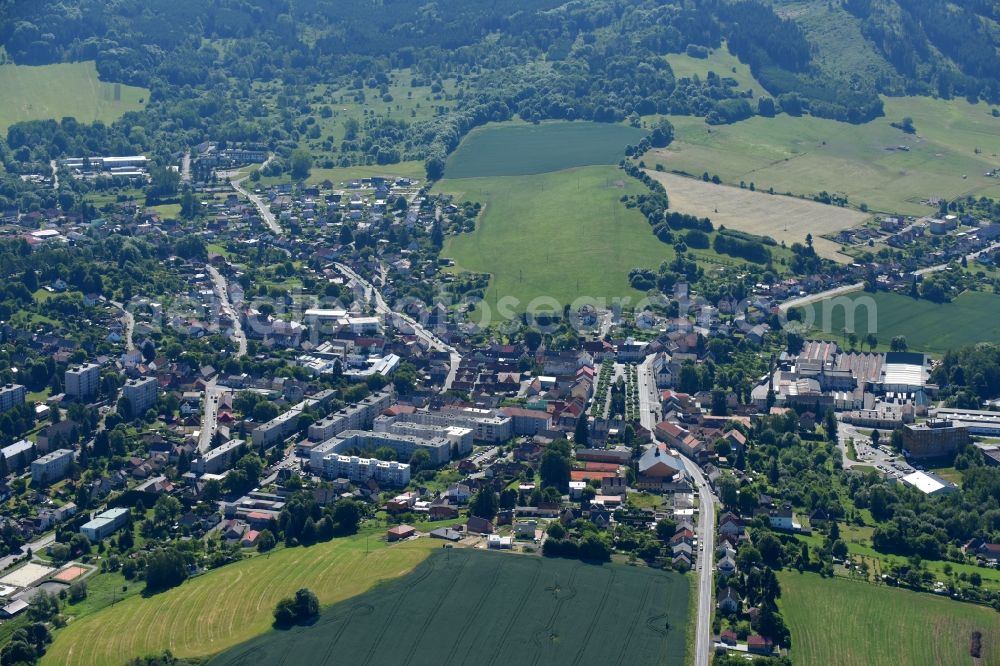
[
  {"left": 41, "top": 533, "right": 438, "bottom": 665},
  {"left": 779, "top": 571, "right": 1000, "bottom": 666},
  {"left": 645, "top": 96, "right": 1000, "bottom": 215},
  {"left": 445, "top": 121, "right": 647, "bottom": 178},
  {"left": 439, "top": 166, "right": 670, "bottom": 312},
  {"left": 645, "top": 170, "right": 865, "bottom": 261},
  {"left": 791, "top": 290, "right": 1000, "bottom": 354},
  {"left": 0, "top": 61, "right": 148, "bottom": 134},
  {"left": 210, "top": 549, "right": 690, "bottom": 666}
]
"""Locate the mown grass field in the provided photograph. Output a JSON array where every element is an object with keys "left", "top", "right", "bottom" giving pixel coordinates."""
[
  {"left": 645, "top": 96, "right": 1000, "bottom": 215},
  {"left": 644, "top": 169, "right": 865, "bottom": 262},
  {"left": 0, "top": 61, "right": 148, "bottom": 134},
  {"left": 445, "top": 121, "right": 646, "bottom": 178},
  {"left": 439, "top": 165, "right": 670, "bottom": 311},
  {"left": 210, "top": 549, "right": 690, "bottom": 666},
  {"left": 41, "top": 533, "right": 439, "bottom": 665},
  {"left": 791, "top": 290, "right": 1000, "bottom": 354},
  {"left": 778, "top": 571, "right": 1000, "bottom": 666}
]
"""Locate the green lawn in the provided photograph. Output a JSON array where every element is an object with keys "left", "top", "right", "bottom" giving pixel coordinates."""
[
  {"left": 0, "top": 61, "right": 148, "bottom": 134},
  {"left": 41, "top": 532, "right": 440, "bottom": 665},
  {"left": 779, "top": 571, "right": 1000, "bottom": 666},
  {"left": 439, "top": 165, "right": 671, "bottom": 312},
  {"left": 445, "top": 121, "right": 647, "bottom": 178},
  {"left": 644, "top": 96, "right": 1000, "bottom": 215},
  {"left": 209, "top": 549, "right": 690, "bottom": 666},
  {"left": 791, "top": 290, "right": 1000, "bottom": 354}
]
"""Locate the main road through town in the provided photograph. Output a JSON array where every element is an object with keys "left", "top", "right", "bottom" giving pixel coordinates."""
[{"left": 638, "top": 355, "right": 717, "bottom": 666}]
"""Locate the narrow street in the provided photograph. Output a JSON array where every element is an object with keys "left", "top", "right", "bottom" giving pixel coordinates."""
[
  {"left": 109, "top": 300, "right": 135, "bottom": 352},
  {"left": 228, "top": 156, "right": 281, "bottom": 235},
  {"left": 207, "top": 264, "right": 247, "bottom": 358}
]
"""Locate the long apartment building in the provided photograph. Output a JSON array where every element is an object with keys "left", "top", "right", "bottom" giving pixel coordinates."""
[
  {"left": 252, "top": 391, "right": 337, "bottom": 448},
  {"left": 322, "top": 454, "right": 410, "bottom": 487},
  {"left": 306, "top": 388, "right": 394, "bottom": 441},
  {"left": 372, "top": 415, "right": 473, "bottom": 455},
  {"left": 387, "top": 407, "right": 513, "bottom": 443},
  {"left": 0, "top": 383, "right": 26, "bottom": 413},
  {"left": 191, "top": 439, "right": 245, "bottom": 475},
  {"left": 310, "top": 429, "right": 452, "bottom": 472}
]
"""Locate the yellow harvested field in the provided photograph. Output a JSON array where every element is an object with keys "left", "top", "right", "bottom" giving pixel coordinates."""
[{"left": 645, "top": 170, "right": 868, "bottom": 262}]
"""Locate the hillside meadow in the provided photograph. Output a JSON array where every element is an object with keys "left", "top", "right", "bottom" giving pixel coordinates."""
[
  {"left": 644, "top": 96, "right": 1000, "bottom": 216},
  {"left": 779, "top": 571, "right": 1000, "bottom": 666},
  {"left": 0, "top": 61, "right": 148, "bottom": 134},
  {"left": 439, "top": 166, "right": 669, "bottom": 312}
]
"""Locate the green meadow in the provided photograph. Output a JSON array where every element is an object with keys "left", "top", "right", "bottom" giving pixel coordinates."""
[
  {"left": 665, "top": 44, "right": 765, "bottom": 93},
  {"left": 439, "top": 165, "right": 670, "bottom": 312},
  {"left": 792, "top": 290, "right": 1000, "bottom": 354},
  {"left": 444, "top": 121, "right": 647, "bottom": 178},
  {"left": 779, "top": 571, "right": 1000, "bottom": 666},
  {"left": 0, "top": 61, "right": 148, "bottom": 134},
  {"left": 646, "top": 96, "right": 1000, "bottom": 215}
]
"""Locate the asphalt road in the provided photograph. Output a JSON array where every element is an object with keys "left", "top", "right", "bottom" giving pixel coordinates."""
[
  {"left": 207, "top": 264, "right": 247, "bottom": 358},
  {"left": 228, "top": 156, "right": 280, "bottom": 236},
  {"left": 0, "top": 531, "right": 56, "bottom": 573},
  {"left": 637, "top": 356, "right": 716, "bottom": 666},
  {"left": 333, "top": 262, "right": 462, "bottom": 392}
]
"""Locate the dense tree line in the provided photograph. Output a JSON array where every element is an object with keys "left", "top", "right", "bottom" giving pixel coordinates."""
[
  {"left": 6, "top": 0, "right": 987, "bottom": 186},
  {"left": 931, "top": 344, "right": 1000, "bottom": 407},
  {"left": 843, "top": 0, "right": 1000, "bottom": 102}
]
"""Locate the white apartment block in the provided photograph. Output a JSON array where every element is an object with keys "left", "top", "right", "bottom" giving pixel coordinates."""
[
  {"left": 310, "top": 430, "right": 452, "bottom": 472},
  {"left": 383, "top": 408, "right": 513, "bottom": 443},
  {"left": 322, "top": 454, "right": 410, "bottom": 487},
  {"left": 191, "top": 439, "right": 245, "bottom": 475},
  {"left": 0, "top": 383, "right": 26, "bottom": 413},
  {"left": 31, "top": 448, "right": 74, "bottom": 484},
  {"left": 306, "top": 388, "right": 394, "bottom": 441},
  {"left": 372, "top": 415, "right": 473, "bottom": 455},
  {"left": 65, "top": 363, "right": 101, "bottom": 399},
  {"left": 122, "top": 376, "right": 158, "bottom": 416}
]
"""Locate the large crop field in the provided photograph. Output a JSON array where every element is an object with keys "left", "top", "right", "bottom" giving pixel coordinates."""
[
  {"left": 791, "top": 290, "right": 1000, "bottom": 354},
  {"left": 439, "top": 165, "right": 671, "bottom": 312},
  {"left": 41, "top": 533, "right": 438, "bottom": 665},
  {"left": 779, "top": 571, "right": 1000, "bottom": 666},
  {"left": 210, "top": 549, "right": 690, "bottom": 666},
  {"left": 645, "top": 96, "right": 1000, "bottom": 216},
  {"left": 445, "top": 121, "right": 647, "bottom": 178},
  {"left": 0, "top": 61, "right": 148, "bottom": 134},
  {"left": 645, "top": 170, "right": 865, "bottom": 261}
]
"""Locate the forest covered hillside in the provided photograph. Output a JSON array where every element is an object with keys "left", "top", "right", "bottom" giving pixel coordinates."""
[{"left": 0, "top": 0, "right": 996, "bottom": 178}]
